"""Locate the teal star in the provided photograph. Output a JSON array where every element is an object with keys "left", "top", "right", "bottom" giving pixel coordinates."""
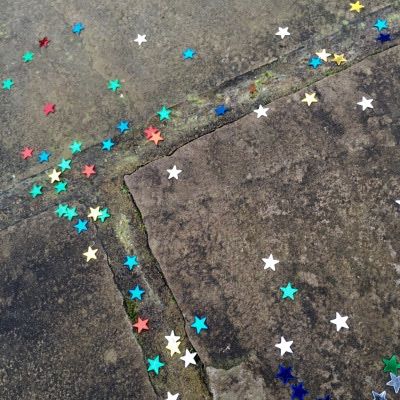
[
  {"left": 65, "top": 206, "right": 78, "bottom": 221},
  {"left": 280, "top": 282, "right": 298, "bottom": 300},
  {"left": 55, "top": 204, "right": 68, "bottom": 217},
  {"left": 102, "top": 138, "right": 115, "bottom": 151},
  {"left": 29, "top": 184, "right": 43, "bottom": 198},
  {"left": 58, "top": 158, "right": 72, "bottom": 172},
  {"left": 182, "top": 48, "right": 196, "bottom": 59},
  {"left": 157, "top": 106, "right": 172, "bottom": 121},
  {"left": 74, "top": 219, "right": 88, "bottom": 234},
  {"left": 374, "top": 19, "right": 388, "bottom": 31},
  {"left": 147, "top": 355, "right": 165, "bottom": 375},
  {"left": 98, "top": 208, "right": 110, "bottom": 222},
  {"left": 69, "top": 140, "right": 82, "bottom": 154},
  {"left": 54, "top": 181, "right": 68, "bottom": 193},
  {"left": 108, "top": 79, "right": 121, "bottom": 92},
  {"left": 124, "top": 256, "right": 139, "bottom": 270},
  {"left": 128, "top": 285, "right": 145, "bottom": 301},
  {"left": 191, "top": 315, "right": 208, "bottom": 334},
  {"left": 22, "top": 51, "right": 34, "bottom": 63},
  {"left": 2, "top": 79, "right": 14, "bottom": 90}
]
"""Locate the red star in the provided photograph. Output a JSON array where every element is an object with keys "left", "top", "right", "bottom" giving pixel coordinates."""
[
  {"left": 21, "top": 147, "right": 34, "bottom": 159},
  {"left": 39, "top": 37, "right": 50, "bottom": 48},
  {"left": 144, "top": 125, "right": 160, "bottom": 139},
  {"left": 82, "top": 164, "right": 96, "bottom": 178},
  {"left": 148, "top": 131, "right": 164, "bottom": 145},
  {"left": 133, "top": 317, "right": 149, "bottom": 333},
  {"left": 43, "top": 103, "right": 56, "bottom": 116}
]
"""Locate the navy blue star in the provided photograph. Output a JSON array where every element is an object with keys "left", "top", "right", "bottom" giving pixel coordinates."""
[
  {"left": 376, "top": 33, "right": 391, "bottom": 43},
  {"left": 215, "top": 104, "right": 229, "bottom": 116},
  {"left": 116, "top": 120, "right": 129, "bottom": 133},
  {"left": 275, "top": 364, "right": 296, "bottom": 385},
  {"left": 38, "top": 150, "right": 51, "bottom": 163},
  {"left": 291, "top": 382, "right": 309, "bottom": 400}
]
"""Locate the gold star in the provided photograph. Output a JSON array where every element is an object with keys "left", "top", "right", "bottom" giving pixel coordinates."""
[
  {"left": 166, "top": 340, "right": 181, "bottom": 356},
  {"left": 88, "top": 206, "right": 101, "bottom": 221},
  {"left": 301, "top": 92, "right": 318, "bottom": 106},
  {"left": 315, "top": 49, "right": 331, "bottom": 62},
  {"left": 349, "top": 1, "right": 364, "bottom": 12},
  {"left": 333, "top": 53, "right": 347, "bottom": 65},
  {"left": 48, "top": 169, "right": 62, "bottom": 183},
  {"left": 83, "top": 246, "right": 98, "bottom": 262}
]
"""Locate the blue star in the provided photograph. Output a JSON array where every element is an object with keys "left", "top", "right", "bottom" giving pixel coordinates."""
[
  {"left": 74, "top": 219, "right": 88, "bottom": 234},
  {"left": 215, "top": 104, "right": 229, "bottom": 116},
  {"left": 374, "top": 19, "right": 388, "bottom": 31},
  {"left": 102, "top": 138, "right": 115, "bottom": 151},
  {"left": 128, "top": 284, "right": 145, "bottom": 301},
  {"left": 291, "top": 382, "right": 309, "bottom": 400},
  {"left": 182, "top": 48, "right": 197, "bottom": 59},
  {"left": 308, "top": 57, "right": 322, "bottom": 69},
  {"left": 275, "top": 364, "right": 296, "bottom": 385},
  {"left": 124, "top": 255, "right": 139, "bottom": 271},
  {"left": 372, "top": 391, "right": 387, "bottom": 400},
  {"left": 72, "top": 22, "right": 85, "bottom": 35},
  {"left": 191, "top": 315, "right": 208, "bottom": 334},
  {"left": 38, "top": 150, "right": 51, "bottom": 163},
  {"left": 387, "top": 373, "right": 400, "bottom": 393},
  {"left": 376, "top": 33, "right": 391, "bottom": 43},
  {"left": 147, "top": 355, "right": 165, "bottom": 375},
  {"left": 116, "top": 120, "right": 129, "bottom": 133}
]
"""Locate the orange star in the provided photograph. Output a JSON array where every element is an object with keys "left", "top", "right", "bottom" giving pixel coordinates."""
[
  {"left": 82, "top": 164, "right": 96, "bottom": 178},
  {"left": 148, "top": 131, "right": 164, "bottom": 145},
  {"left": 21, "top": 147, "right": 33, "bottom": 159},
  {"left": 133, "top": 317, "right": 149, "bottom": 333},
  {"left": 43, "top": 103, "right": 56, "bottom": 116},
  {"left": 144, "top": 125, "right": 160, "bottom": 139}
]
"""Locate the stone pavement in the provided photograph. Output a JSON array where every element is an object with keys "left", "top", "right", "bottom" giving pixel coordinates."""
[{"left": 0, "top": 0, "right": 399, "bottom": 398}]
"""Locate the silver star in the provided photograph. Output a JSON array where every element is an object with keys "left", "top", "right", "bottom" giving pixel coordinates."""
[
  {"left": 372, "top": 390, "right": 387, "bottom": 400},
  {"left": 387, "top": 373, "right": 400, "bottom": 393}
]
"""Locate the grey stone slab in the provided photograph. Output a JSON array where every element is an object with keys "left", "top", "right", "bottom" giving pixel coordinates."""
[{"left": 126, "top": 45, "right": 400, "bottom": 399}]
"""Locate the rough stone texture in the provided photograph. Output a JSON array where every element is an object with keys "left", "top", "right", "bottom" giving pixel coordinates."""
[{"left": 126, "top": 45, "right": 400, "bottom": 399}]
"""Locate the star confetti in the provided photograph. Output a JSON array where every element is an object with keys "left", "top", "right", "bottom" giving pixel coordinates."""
[
  {"left": 108, "top": 79, "right": 121, "bottom": 92},
  {"left": 134, "top": 34, "right": 147, "bottom": 46},
  {"left": 165, "top": 330, "right": 181, "bottom": 356},
  {"left": 215, "top": 104, "right": 229, "bottom": 116},
  {"left": 21, "top": 147, "right": 34, "bottom": 159},
  {"left": 180, "top": 349, "right": 197, "bottom": 367},
  {"left": 72, "top": 22, "right": 85, "bottom": 35},
  {"left": 157, "top": 106, "right": 172, "bottom": 121},
  {"left": 165, "top": 393, "right": 179, "bottom": 400},
  {"left": 43, "top": 103, "right": 56, "bottom": 116},
  {"left": 374, "top": 19, "right": 388, "bottom": 31},
  {"left": 29, "top": 184, "right": 43, "bottom": 198},
  {"left": 191, "top": 316, "right": 208, "bottom": 334},
  {"left": 102, "top": 138, "right": 115, "bottom": 151},
  {"left": 22, "top": 51, "right": 34, "bottom": 63},
  {"left": 147, "top": 355, "right": 165, "bottom": 375},
  {"left": 315, "top": 49, "right": 331, "bottom": 62},
  {"left": 275, "top": 364, "right": 296, "bottom": 385},
  {"left": 148, "top": 131, "right": 164, "bottom": 145},
  {"left": 330, "top": 312, "right": 349, "bottom": 331},
  {"left": 372, "top": 391, "right": 387, "bottom": 400},
  {"left": 387, "top": 373, "right": 400, "bottom": 394},
  {"left": 128, "top": 284, "right": 145, "bottom": 301},
  {"left": 39, "top": 37, "right": 50, "bottom": 48},
  {"left": 382, "top": 355, "right": 400, "bottom": 374},
  {"left": 182, "top": 48, "right": 196, "bottom": 59},
  {"left": 54, "top": 181, "right": 68, "bottom": 193},
  {"left": 302, "top": 92, "right": 318, "bottom": 106},
  {"left": 349, "top": 1, "right": 364, "bottom": 12},
  {"left": 124, "top": 255, "right": 139, "bottom": 271},
  {"left": 3, "top": 79, "right": 14, "bottom": 90},
  {"left": 82, "top": 165, "right": 96, "bottom": 178},
  {"left": 98, "top": 208, "right": 110, "bottom": 222},
  {"left": 167, "top": 165, "right": 182, "bottom": 180},
  {"left": 308, "top": 56, "right": 322, "bottom": 69},
  {"left": 290, "top": 382, "right": 309, "bottom": 400},
  {"left": 133, "top": 317, "right": 149, "bottom": 333},
  {"left": 280, "top": 282, "right": 298, "bottom": 300},
  {"left": 38, "top": 150, "right": 51, "bottom": 163},
  {"left": 333, "top": 53, "right": 347, "bottom": 65},
  {"left": 357, "top": 96, "right": 373, "bottom": 111},
  {"left": 55, "top": 204, "right": 68, "bottom": 218},
  {"left": 116, "top": 120, "right": 130, "bottom": 133},
  {"left": 275, "top": 336, "right": 293, "bottom": 356},
  {"left": 69, "top": 140, "right": 82, "bottom": 154},
  {"left": 83, "top": 246, "right": 98, "bottom": 262},
  {"left": 88, "top": 206, "right": 101, "bottom": 221},
  {"left": 65, "top": 207, "right": 78, "bottom": 221},
  {"left": 48, "top": 169, "right": 61, "bottom": 183},
  {"left": 376, "top": 33, "right": 391, "bottom": 43},
  {"left": 144, "top": 125, "right": 160, "bottom": 139},
  {"left": 275, "top": 27, "right": 290, "bottom": 39},
  {"left": 254, "top": 105, "right": 269, "bottom": 118},
  {"left": 263, "top": 254, "right": 279, "bottom": 271},
  {"left": 74, "top": 219, "right": 88, "bottom": 234},
  {"left": 58, "top": 158, "right": 72, "bottom": 172}
]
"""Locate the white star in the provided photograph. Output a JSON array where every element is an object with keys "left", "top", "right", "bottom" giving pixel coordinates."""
[
  {"left": 167, "top": 165, "right": 182, "bottom": 180},
  {"left": 165, "top": 330, "right": 181, "bottom": 356},
  {"left": 253, "top": 105, "right": 269, "bottom": 118},
  {"left": 357, "top": 96, "right": 374, "bottom": 111},
  {"left": 275, "top": 336, "right": 293, "bottom": 356},
  {"left": 262, "top": 254, "right": 279, "bottom": 271},
  {"left": 330, "top": 312, "right": 349, "bottom": 331},
  {"left": 315, "top": 49, "right": 331, "bottom": 62},
  {"left": 134, "top": 34, "right": 147, "bottom": 46},
  {"left": 275, "top": 27, "right": 290, "bottom": 39},
  {"left": 165, "top": 392, "right": 179, "bottom": 400},
  {"left": 83, "top": 246, "right": 98, "bottom": 262},
  {"left": 180, "top": 349, "right": 197, "bottom": 367},
  {"left": 165, "top": 330, "right": 180, "bottom": 343},
  {"left": 395, "top": 200, "right": 400, "bottom": 205}
]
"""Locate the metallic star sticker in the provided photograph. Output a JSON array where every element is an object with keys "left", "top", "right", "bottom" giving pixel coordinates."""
[
  {"left": 301, "top": 92, "right": 318, "bottom": 106},
  {"left": 372, "top": 390, "right": 387, "bottom": 400},
  {"left": 333, "top": 53, "right": 347, "bottom": 65},
  {"left": 180, "top": 349, "right": 197, "bottom": 367},
  {"left": 387, "top": 373, "right": 400, "bottom": 394},
  {"left": 48, "top": 169, "right": 62, "bottom": 183},
  {"left": 83, "top": 246, "right": 98, "bottom": 262},
  {"left": 253, "top": 105, "right": 269, "bottom": 118},
  {"left": 275, "top": 27, "right": 290, "bottom": 39},
  {"left": 262, "top": 254, "right": 279, "bottom": 271},
  {"left": 315, "top": 49, "right": 331, "bottom": 62},
  {"left": 330, "top": 312, "right": 349, "bottom": 331},
  {"left": 275, "top": 336, "right": 293, "bottom": 356},
  {"left": 134, "top": 34, "right": 147, "bottom": 46},
  {"left": 167, "top": 165, "right": 182, "bottom": 180},
  {"left": 357, "top": 96, "right": 373, "bottom": 111}
]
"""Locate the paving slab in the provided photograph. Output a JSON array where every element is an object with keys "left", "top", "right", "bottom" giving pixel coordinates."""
[{"left": 126, "top": 45, "right": 400, "bottom": 398}]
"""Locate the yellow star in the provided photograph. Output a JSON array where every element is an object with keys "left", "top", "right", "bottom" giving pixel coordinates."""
[
  {"left": 333, "top": 53, "right": 347, "bottom": 65},
  {"left": 48, "top": 169, "right": 62, "bottom": 183},
  {"left": 301, "top": 92, "right": 318, "bottom": 106},
  {"left": 88, "top": 206, "right": 101, "bottom": 221},
  {"left": 349, "top": 1, "right": 364, "bottom": 12},
  {"left": 166, "top": 340, "right": 181, "bottom": 356},
  {"left": 315, "top": 49, "right": 331, "bottom": 62},
  {"left": 83, "top": 246, "right": 98, "bottom": 262}
]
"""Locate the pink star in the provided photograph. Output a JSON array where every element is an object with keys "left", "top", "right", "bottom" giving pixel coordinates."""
[{"left": 43, "top": 103, "right": 56, "bottom": 116}]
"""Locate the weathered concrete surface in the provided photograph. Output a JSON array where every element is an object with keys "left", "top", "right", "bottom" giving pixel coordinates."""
[{"left": 126, "top": 45, "right": 400, "bottom": 398}]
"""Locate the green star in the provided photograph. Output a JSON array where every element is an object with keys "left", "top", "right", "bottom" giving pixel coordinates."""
[
  {"left": 69, "top": 140, "right": 82, "bottom": 154},
  {"left": 108, "top": 79, "right": 121, "bottom": 92},
  {"left": 383, "top": 355, "right": 400, "bottom": 374},
  {"left": 22, "top": 51, "right": 34, "bottom": 63},
  {"left": 147, "top": 355, "right": 165, "bottom": 375},
  {"left": 58, "top": 158, "right": 72, "bottom": 172},
  {"left": 98, "top": 208, "right": 110, "bottom": 222},
  {"left": 157, "top": 106, "right": 172, "bottom": 121},
  {"left": 65, "top": 206, "right": 78, "bottom": 221},
  {"left": 54, "top": 181, "right": 68, "bottom": 193},
  {"left": 280, "top": 282, "right": 298, "bottom": 300},
  {"left": 2, "top": 79, "right": 14, "bottom": 90},
  {"left": 55, "top": 204, "right": 68, "bottom": 217},
  {"left": 29, "top": 184, "right": 43, "bottom": 198}
]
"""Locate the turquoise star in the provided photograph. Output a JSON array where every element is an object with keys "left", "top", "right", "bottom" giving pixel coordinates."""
[
  {"left": 124, "top": 255, "right": 139, "bottom": 271},
  {"left": 55, "top": 204, "right": 68, "bottom": 217},
  {"left": 108, "top": 80, "right": 121, "bottom": 92},
  {"left": 182, "top": 48, "right": 196, "bottom": 59},
  {"left": 157, "top": 106, "right": 172, "bottom": 121},
  {"left": 22, "top": 51, "right": 34, "bottom": 63},
  {"left": 102, "top": 138, "right": 115, "bottom": 151},
  {"left": 72, "top": 22, "right": 85, "bottom": 35},
  {"left": 58, "top": 158, "right": 72, "bottom": 172},
  {"left": 147, "top": 355, "right": 165, "bottom": 375},
  {"left": 69, "top": 140, "right": 82, "bottom": 154},
  {"left": 128, "top": 285, "right": 145, "bottom": 301},
  {"left": 74, "top": 219, "right": 88, "bottom": 234},
  {"left": 54, "top": 181, "right": 68, "bottom": 193},
  {"left": 280, "top": 282, "right": 298, "bottom": 300},
  {"left": 308, "top": 57, "right": 322, "bottom": 69},
  {"left": 116, "top": 120, "right": 129, "bottom": 133},
  {"left": 98, "top": 208, "right": 110, "bottom": 222},
  {"left": 65, "top": 206, "right": 78, "bottom": 221},
  {"left": 2, "top": 79, "right": 14, "bottom": 90},
  {"left": 191, "top": 315, "right": 208, "bottom": 334},
  {"left": 30, "top": 184, "right": 43, "bottom": 198},
  {"left": 374, "top": 19, "right": 388, "bottom": 31},
  {"left": 38, "top": 150, "right": 51, "bottom": 163}
]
